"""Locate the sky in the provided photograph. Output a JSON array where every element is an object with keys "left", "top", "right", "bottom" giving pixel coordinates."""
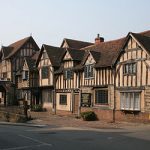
[{"left": 0, "top": 0, "right": 149, "bottom": 47}]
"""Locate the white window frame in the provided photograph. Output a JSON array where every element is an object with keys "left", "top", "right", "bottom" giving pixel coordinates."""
[{"left": 120, "top": 92, "right": 141, "bottom": 111}]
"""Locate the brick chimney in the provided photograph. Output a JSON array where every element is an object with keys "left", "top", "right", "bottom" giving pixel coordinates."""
[{"left": 95, "top": 34, "right": 104, "bottom": 44}]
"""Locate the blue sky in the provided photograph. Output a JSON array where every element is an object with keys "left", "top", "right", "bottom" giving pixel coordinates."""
[{"left": 0, "top": 0, "right": 149, "bottom": 47}]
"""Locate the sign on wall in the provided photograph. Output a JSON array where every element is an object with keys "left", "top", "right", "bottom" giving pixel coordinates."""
[{"left": 81, "top": 93, "right": 91, "bottom": 107}]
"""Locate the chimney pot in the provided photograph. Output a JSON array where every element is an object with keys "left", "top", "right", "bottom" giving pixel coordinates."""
[{"left": 95, "top": 34, "right": 104, "bottom": 44}]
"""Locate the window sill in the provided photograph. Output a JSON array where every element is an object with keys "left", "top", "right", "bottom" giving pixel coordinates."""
[
  {"left": 123, "top": 73, "right": 136, "bottom": 76},
  {"left": 84, "top": 77, "right": 94, "bottom": 80},
  {"left": 121, "top": 109, "right": 140, "bottom": 112}
]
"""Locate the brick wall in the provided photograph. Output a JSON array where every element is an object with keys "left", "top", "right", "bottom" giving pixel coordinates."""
[{"left": 81, "top": 107, "right": 114, "bottom": 122}]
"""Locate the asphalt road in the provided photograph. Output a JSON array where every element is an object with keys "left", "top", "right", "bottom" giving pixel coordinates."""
[{"left": 0, "top": 124, "right": 150, "bottom": 150}]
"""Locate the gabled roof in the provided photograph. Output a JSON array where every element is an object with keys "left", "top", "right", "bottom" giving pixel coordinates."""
[
  {"left": 131, "top": 33, "right": 150, "bottom": 53},
  {"left": 1, "top": 36, "right": 39, "bottom": 59},
  {"left": 81, "top": 38, "right": 125, "bottom": 68},
  {"left": 113, "top": 30, "right": 150, "bottom": 66},
  {"left": 66, "top": 48, "right": 85, "bottom": 61},
  {"left": 1, "top": 46, "right": 13, "bottom": 58},
  {"left": 37, "top": 44, "right": 65, "bottom": 67},
  {"left": 61, "top": 38, "right": 93, "bottom": 49},
  {"left": 90, "top": 51, "right": 101, "bottom": 62}
]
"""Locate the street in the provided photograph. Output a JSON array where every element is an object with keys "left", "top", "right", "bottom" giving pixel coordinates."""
[{"left": 0, "top": 124, "right": 150, "bottom": 150}]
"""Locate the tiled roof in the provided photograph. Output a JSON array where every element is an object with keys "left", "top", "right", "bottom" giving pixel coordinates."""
[
  {"left": 43, "top": 44, "right": 65, "bottom": 67},
  {"left": 1, "top": 46, "right": 13, "bottom": 58},
  {"left": 67, "top": 48, "right": 85, "bottom": 61},
  {"left": 5, "top": 36, "right": 31, "bottom": 58},
  {"left": 24, "top": 51, "right": 40, "bottom": 71},
  {"left": 81, "top": 38, "right": 125, "bottom": 68},
  {"left": 25, "top": 58, "right": 36, "bottom": 71},
  {"left": 61, "top": 38, "right": 93, "bottom": 49},
  {"left": 132, "top": 33, "right": 150, "bottom": 53},
  {"left": 2, "top": 36, "right": 39, "bottom": 59}
]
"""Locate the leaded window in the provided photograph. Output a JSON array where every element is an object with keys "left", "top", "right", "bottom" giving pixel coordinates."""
[
  {"left": 64, "top": 69, "right": 73, "bottom": 79},
  {"left": 60, "top": 95, "right": 67, "bottom": 105},
  {"left": 123, "top": 63, "right": 136, "bottom": 75},
  {"left": 84, "top": 65, "right": 94, "bottom": 78},
  {"left": 95, "top": 90, "right": 108, "bottom": 104},
  {"left": 41, "top": 66, "right": 49, "bottom": 79}
]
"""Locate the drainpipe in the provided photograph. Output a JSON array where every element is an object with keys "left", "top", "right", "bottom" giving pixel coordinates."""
[
  {"left": 53, "top": 70, "right": 57, "bottom": 115},
  {"left": 113, "top": 67, "right": 116, "bottom": 122},
  {"left": 78, "top": 71, "right": 81, "bottom": 117}
]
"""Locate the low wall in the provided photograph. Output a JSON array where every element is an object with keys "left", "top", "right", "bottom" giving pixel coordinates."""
[
  {"left": 115, "top": 110, "right": 150, "bottom": 123},
  {"left": 0, "top": 106, "right": 26, "bottom": 122},
  {"left": 81, "top": 107, "right": 114, "bottom": 122}
]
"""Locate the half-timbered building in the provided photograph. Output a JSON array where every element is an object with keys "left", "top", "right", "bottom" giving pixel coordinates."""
[
  {"left": 17, "top": 52, "right": 39, "bottom": 107},
  {"left": 55, "top": 48, "right": 85, "bottom": 114},
  {"left": 37, "top": 44, "right": 65, "bottom": 110},
  {"left": 0, "top": 36, "right": 39, "bottom": 105},
  {"left": 115, "top": 31, "right": 150, "bottom": 122}
]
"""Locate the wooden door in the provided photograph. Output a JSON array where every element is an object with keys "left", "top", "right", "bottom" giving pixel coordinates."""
[{"left": 73, "top": 94, "right": 79, "bottom": 114}]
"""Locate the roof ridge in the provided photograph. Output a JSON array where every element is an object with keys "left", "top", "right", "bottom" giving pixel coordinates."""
[
  {"left": 81, "top": 37, "right": 125, "bottom": 50},
  {"left": 64, "top": 38, "right": 93, "bottom": 44}
]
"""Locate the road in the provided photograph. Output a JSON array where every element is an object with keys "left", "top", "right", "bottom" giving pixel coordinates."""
[{"left": 0, "top": 124, "right": 150, "bottom": 150}]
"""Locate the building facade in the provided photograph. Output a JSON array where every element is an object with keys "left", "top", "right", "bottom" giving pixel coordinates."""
[{"left": 0, "top": 30, "right": 150, "bottom": 122}]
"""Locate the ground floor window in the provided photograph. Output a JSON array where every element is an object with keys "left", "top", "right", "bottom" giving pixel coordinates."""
[
  {"left": 59, "top": 95, "right": 67, "bottom": 105},
  {"left": 95, "top": 89, "right": 108, "bottom": 105},
  {"left": 120, "top": 92, "right": 140, "bottom": 111},
  {"left": 42, "top": 90, "right": 52, "bottom": 103}
]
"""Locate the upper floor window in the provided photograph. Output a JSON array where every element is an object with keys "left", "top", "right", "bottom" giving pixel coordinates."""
[
  {"left": 64, "top": 69, "right": 73, "bottom": 79},
  {"left": 41, "top": 66, "right": 49, "bottom": 79},
  {"left": 84, "top": 65, "right": 94, "bottom": 78},
  {"left": 123, "top": 63, "right": 136, "bottom": 75},
  {"left": 22, "top": 70, "right": 28, "bottom": 80}
]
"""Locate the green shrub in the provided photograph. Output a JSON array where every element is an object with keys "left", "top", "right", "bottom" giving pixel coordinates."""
[
  {"left": 31, "top": 104, "right": 46, "bottom": 112},
  {"left": 81, "top": 111, "right": 97, "bottom": 121}
]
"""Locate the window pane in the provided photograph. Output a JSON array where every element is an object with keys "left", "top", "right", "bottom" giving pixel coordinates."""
[
  {"left": 42, "top": 66, "right": 49, "bottom": 79},
  {"left": 84, "top": 65, "right": 94, "bottom": 78},
  {"left": 121, "top": 93, "right": 124, "bottom": 109},
  {"left": 134, "top": 93, "right": 140, "bottom": 110},
  {"left": 95, "top": 90, "right": 108, "bottom": 104},
  {"left": 130, "top": 93, "right": 134, "bottom": 110},
  {"left": 60, "top": 95, "right": 67, "bottom": 105},
  {"left": 126, "top": 93, "right": 130, "bottom": 110},
  {"left": 120, "top": 92, "right": 140, "bottom": 111}
]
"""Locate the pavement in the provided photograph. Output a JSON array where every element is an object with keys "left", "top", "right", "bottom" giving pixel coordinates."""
[
  {"left": 26, "top": 111, "right": 150, "bottom": 131},
  {"left": 1, "top": 111, "right": 150, "bottom": 131}
]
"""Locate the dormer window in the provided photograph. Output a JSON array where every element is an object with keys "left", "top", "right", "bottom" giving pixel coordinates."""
[
  {"left": 123, "top": 63, "right": 136, "bottom": 75},
  {"left": 84, "top": 64, "right": 94, "bottom": 78},
  {"left": 64, "top": 69, "right": 73, "bottom": 79}
]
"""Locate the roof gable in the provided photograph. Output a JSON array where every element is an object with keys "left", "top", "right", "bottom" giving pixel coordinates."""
[
  {"left": 37, "top": 44, "right": 65, "bottom": 67},
  {"left": 63, "top": 51, "right": 72, "bottom": 60},
  {"left": 60, "top": 38, "right": 93, "bottom": 49},
  {"left": 85, "top": 52, "right": 96, "bottom": 65},
  {"left": 3, "top": 36, "right": 39, "bottom": 59},
  {"left": 131, "top": 33, "right": 150, "bottom": 55},
  {"left": 82, "top": 37, "right": 125, "bottom": 68}
]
